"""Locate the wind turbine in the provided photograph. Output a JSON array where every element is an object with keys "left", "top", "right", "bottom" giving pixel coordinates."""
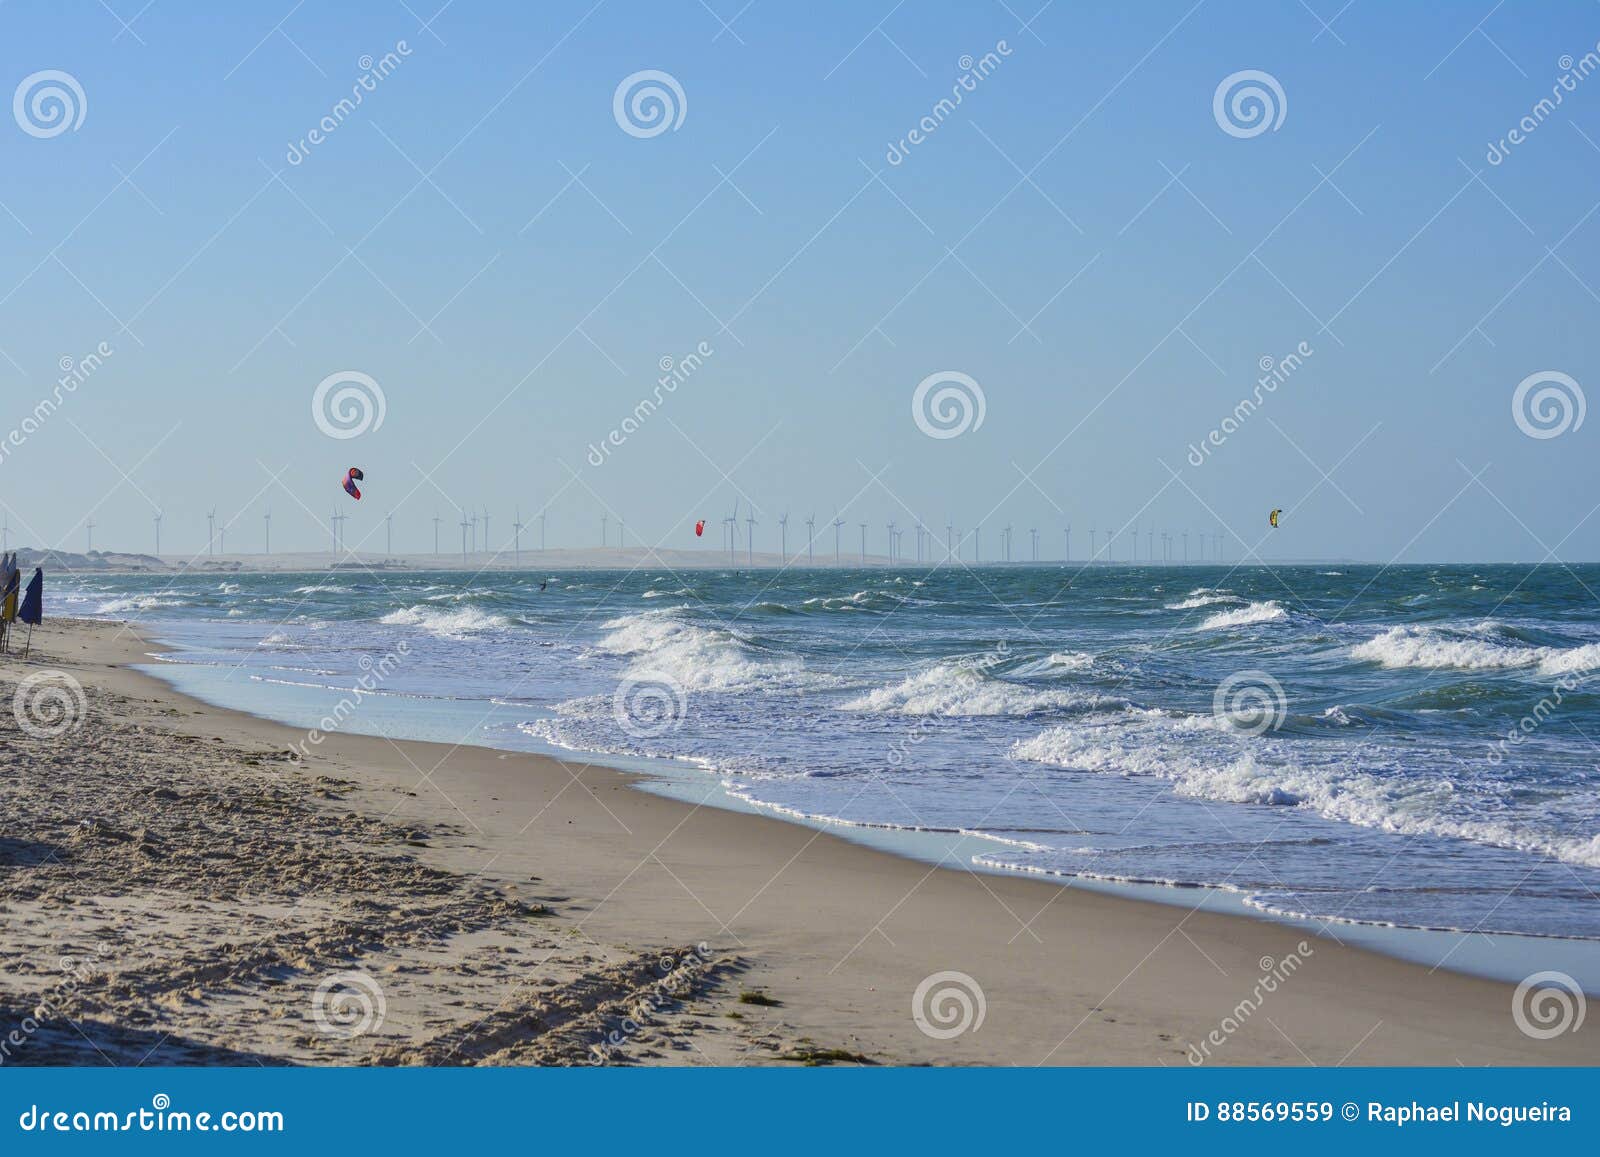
[
  {"left": 1088, "top": 528, "right": 1096, "bottom": 564},
  {"left": 601, "top": 514, "right": 607, "bottom": 550},
  {"left": 459, "top": 510, "right": 469, "bottom": 561},
  {"left": 1064, "top": 525, "right": 1070, "bottom": 562},
  {"left": 805, "top": 513, "right": 816, "bottom": 564},
  {"left": 207, "top": 509, "right": 216, "bottom": 556},
  {"left": 831, "top": 510, "right": 844, "bottom": 564},
  {"left": 513, "top": 508, "right": 524, "bottom": 564},
  {"left": 778, "top": 511, "right": 789, "bottom": 560},
  {"left": 482, "top": 509, "right": 491, "bottom": 556},
  {"left": 263, "top": 508, "right": 271, "bottom": 555},
  {"left": 886, "top": 518, "right": 897, "bottom": 564},
  {"left": 469, "top": 512, "right": 478, "bottom": 554},
  {"left": 85, "top": 518, "right": 95, "bottom": 553},
  {"left": 723, "top": 500, "right": 740, "bottom": 564},
  {"left": 153, "top": 509, "right": 162, "bottom": 556},
  {"left": 858, "top": 519, "right": 868, "bottom": 565},
  {"left": 1029, "top": 527, "right": 1038, "bottom": 562},
  {"left": 945, "top": 520, "right": 954, "bottom": 563},
  {"left": 432, "top": 513, "right": 442, "bottom": 555},
  {"left": 745, "top": 506, "right": 757, "bottom": 566}
]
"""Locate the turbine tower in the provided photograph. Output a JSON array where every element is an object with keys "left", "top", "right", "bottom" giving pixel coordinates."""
[
  {"left": 385, "top": 512, "right": 392, "bottom": 557},
  {"left": 1064, "top": 525, "right": 1070, "bottom": 562},
  {"left": 886, "top": 519, "right": 897, "bottom": 564},
  {"left": 263, "top": 508, "right": 271, "bottom": 555},
  {"left": 723, "top": 500, "right": 740, "bottom": 564},
  {"left": 513, "top": 508, "right": 524, "bottom": 565},
  {"left": 482, "top": 509, "right": 491, "bottom": 556},
  {"left": 858, "top": 520, "right": 868, "bottom": 566},
  {"left": 85, "top": 518, "right": 95, "bottom": 553},
  {"left": 432, "top": 513, "right": 442, "bottom": 555},
  {"left": 207, "top": 509, "right": 216, "bottom": 556},
  {"left": 1029, "top": 527, "right": 1038, "bottom": 562},
  {"left": 805, "top": 513, "right": 816, "bottom": 564},
  {"left": 153, "top": 509, "right": 162, "bottom": 557},
  {"left": 778, "top": 511, "right": 789, "bottom": 561},
  {"left": 459, "top": 510, "right": 469, "bottom": 561},
  {"left": 831, "top": 510, "right": 844, "bottom": 564},
  {"left": 945, "top": 520, "right": 954, "bottom": 563},
  {"left": 745, "top": 507, "right": 757, "bottom": 566}
]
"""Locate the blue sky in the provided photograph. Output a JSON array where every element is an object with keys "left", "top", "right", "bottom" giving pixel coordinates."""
[{"left": 2, "top": 0, "right": 1599, "bottom": 561}]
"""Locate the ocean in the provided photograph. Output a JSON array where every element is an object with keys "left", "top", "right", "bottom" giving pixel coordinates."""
[{"left": 58, "top": 563, "right": 1600, "bottom": 949}]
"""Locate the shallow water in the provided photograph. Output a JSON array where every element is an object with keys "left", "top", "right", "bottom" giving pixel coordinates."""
[{"left": 59, "top": 563, "right": 1600, "bottom": 942}]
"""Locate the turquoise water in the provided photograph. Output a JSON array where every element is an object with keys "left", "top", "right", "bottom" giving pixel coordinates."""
[{"left": 60, "top": 564, "right": 1600, "bottom": 948}]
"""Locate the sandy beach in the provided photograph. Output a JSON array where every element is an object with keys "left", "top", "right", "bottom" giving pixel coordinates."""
[{"left": 1, "top": 618, "right": 1594, "bottom": 1067}]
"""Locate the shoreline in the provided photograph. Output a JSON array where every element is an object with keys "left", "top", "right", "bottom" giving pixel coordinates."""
[{"left": 4, "top": 618, "right": 1596, "bottom": 1065}]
